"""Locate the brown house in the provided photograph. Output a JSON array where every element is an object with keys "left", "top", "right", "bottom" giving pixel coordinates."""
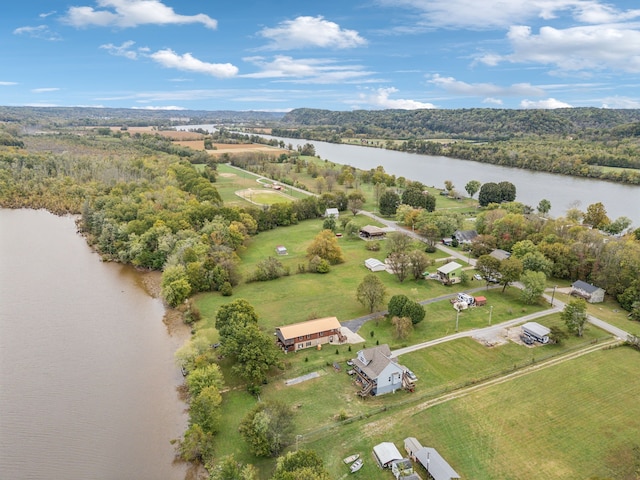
[{"left": 275, "top": 317, "right": 346, "bottom": 352}]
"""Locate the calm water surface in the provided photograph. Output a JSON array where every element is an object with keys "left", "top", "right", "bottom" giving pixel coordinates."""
[
  {"left": 0, "top": 209, "right": 189, "bottom": 480},
  {"left": 179, "top": 125, "right": 640, "bottom": 226}
]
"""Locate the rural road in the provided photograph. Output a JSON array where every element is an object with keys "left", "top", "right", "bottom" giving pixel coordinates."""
[{"left": 348, "top": 209, "right": 631, "bottom": 356}]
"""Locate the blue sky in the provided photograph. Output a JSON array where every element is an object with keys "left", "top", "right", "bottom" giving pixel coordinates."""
[{"left": 2, "top": 0, "right": 640, "bottom": 111}]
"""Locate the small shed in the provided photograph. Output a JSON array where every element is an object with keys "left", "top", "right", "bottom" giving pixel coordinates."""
[
  {"left": 571, "top": 280, "right": 605, "bottom": 303},
  {"left": 436, "top": 261, "right": 463, "bottom": 285},
  {"left": 373, "top": 442, "right": 403, "bottom": 468},
  {"left": 474, "top": 296, "right": 487, "bottom": 306},
  {"left": 365, "top": 258, "right": 387, "bottom": 272},
  {"left": 324, "top": 207, "right": 339, "bottom": 218},
  {"left": 275, "top": 245, "right": 288, "bottom": 255}
]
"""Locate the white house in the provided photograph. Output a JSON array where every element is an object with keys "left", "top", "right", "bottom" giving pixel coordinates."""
[
  {"left": 522, "top": 322, "right": 550, "bottom": 344},
  {"left": 436, "top": 261, "right": 463, "bottom": 285},
  {"left": 351, "top": 344, "right": 415, "bottom": 396},
  {"left": 571, "top": 280, "right": 605, "bottom": 303},
  {"left": 365, "top": 258, "right": 387, "bottom": 272}
]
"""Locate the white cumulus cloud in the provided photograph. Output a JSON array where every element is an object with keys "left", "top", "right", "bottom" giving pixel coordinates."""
[
  {"left": 358, "top": 87, "right": 435, "bottom": 110},
  {"left": 429, "top": 74, "right": 546, "bottom": 97},
  {"left": 63, "top": 0, "right": 217, "bottom": 29},
  {"left": 258, "top": 16, "right": 366, "bottom": 50},
  {"left": 149, "top": 49, "right": 238, "bottom": 78},
  {"left": 520, "top": 97, "right": 572, "bottom": 108},
  {"left": 242, "top": 55, "right": 372, "bottom": 83}
]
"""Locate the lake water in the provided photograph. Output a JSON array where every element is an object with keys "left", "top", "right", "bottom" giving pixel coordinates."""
[
  {"left": 0, "top": 209, "right": 190, "bottom": 480},
  {"left": 178, "top": 125, "right": 639, "bottom": 227}
]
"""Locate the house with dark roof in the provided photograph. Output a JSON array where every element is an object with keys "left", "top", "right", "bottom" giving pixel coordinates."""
[
  {"left": 359, "top": 225, "right": 386, "bottom": 239},
  {"left": 453, "top": 229, "right": 478, "bottom": 244},
  {"left": 571, "top": 280, "right": 605, "bottom": 303},
  {"left": 351, "top": 344, "right": 416, "bottom": 396}
]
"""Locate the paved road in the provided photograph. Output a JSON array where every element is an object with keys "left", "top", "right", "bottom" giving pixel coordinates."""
[{"left": 348, "top": 209, "right": 631, "bottom": 356}]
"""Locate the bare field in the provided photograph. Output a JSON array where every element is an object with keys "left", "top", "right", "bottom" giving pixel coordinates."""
[{"left": 209, "top": 143, "right": 283, "bottom": 155}]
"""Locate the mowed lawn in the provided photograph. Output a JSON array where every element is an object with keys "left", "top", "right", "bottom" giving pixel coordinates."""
[
  {"left": 303, "top": 346, "right": 640, "bottom": 480},
  {"left": 195, "top": 216, "right": 460, "bottom": 332}
]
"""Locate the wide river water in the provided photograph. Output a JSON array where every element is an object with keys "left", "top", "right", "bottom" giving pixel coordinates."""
[
  {"left": 179, "top": 125, "right": 640, "bottom": 227},
  {"left": 0, "top": 209, "right": 190, "bottom": 480}
]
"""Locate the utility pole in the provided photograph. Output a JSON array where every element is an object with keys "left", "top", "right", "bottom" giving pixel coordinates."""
[{"left": 455, "top": 308, "right": 460, "bottom": 332}]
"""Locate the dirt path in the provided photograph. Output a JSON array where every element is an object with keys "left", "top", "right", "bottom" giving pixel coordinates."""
[{"left": 364, "top": 338, "right": 620, "bottom": 436}]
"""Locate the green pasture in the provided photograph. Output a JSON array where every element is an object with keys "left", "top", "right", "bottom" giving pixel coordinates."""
[
  {"left": 195, "top": 216, "right": 468, "bottom": 332},
  {"left": 298, "top": 345, "right": 640, "bottom": 480}
]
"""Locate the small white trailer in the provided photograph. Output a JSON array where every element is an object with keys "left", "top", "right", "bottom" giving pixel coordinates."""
[{"left": 522, "top": 322, "right": 550, "bottom": 344}]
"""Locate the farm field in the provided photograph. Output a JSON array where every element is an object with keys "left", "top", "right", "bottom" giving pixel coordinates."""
[{"left": 301, "top": 346, "right": 640, "bottom": 479}]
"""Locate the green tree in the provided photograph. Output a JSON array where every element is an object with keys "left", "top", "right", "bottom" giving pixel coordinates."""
[
  {"left": 272, "top": 449, "right": 331, "bottom": 480},
  {"left": 189, "top": 385, "right": 222, "bottom": 434},
  {"left": 537, "top": 198, "right": 551, "bottom": 215},
  {"left": 210, "top": 455, "right": 258, "bottom": 480},
  {"left": 498, "top": 257, "right": 523, "bottom": 293},
  {"left": 498, "top": 181, "right": 517, "bottom": 202},
  {"left": 519, "top": 270, "right": 547, "bottom": 304},
  {"left": 388, "top": 294, "right": 410, "bottom": 318},
  {"left": 186, "top": 363, "right": 224, "bottom": 399},
  {"left": 356, "top": 274, "right": 387, "bottom": 313},
  {"left": 561, "top": 298, "right": 588, "bottom": 337},
  {"left": 379, "top": 190, "right": 400, "bottom": 216},
  {"left": 402, "top": 300, "right": 426, "bottom": 324},
  {"left": 465, "top": 180, "right": 481, "bottom": 198},
  {"left": 322, "top": 215, "right": 336, "bottom": 232},
  {"left": 307, "top": 229, "right": 344, "bottom": 264},
  {"left": 178, "top": 423, "right": 215, "bottom": 464},
  {"left": 215, "top": 298, "right": 259, "bottom": 344},
  {"left": 161, "top": 264, "right": 192, "bottom": 307},
  {"left": 478, "top": 182, "right": 501, "bottom": 206},
  {"left": 239, "top": 401, "right": 294, "bottom": 457},
  {"left": 231, "top": 323, "right": 281, "bottom": 386},
  {"left": 476, "top": 254, "right": 501, "bottom": 284},
  {"left": 583, "top": 202, "right": 610, "bottom": 229},
  {"left": 521, "top": 251, "right": 553, "bottom": 276},
  {"left": 347, "top": 191, "right": 365, "bottom": 215},
  {"left": 386, "top": 252, "right": 411, "bottom": 282},
  {"left": 386, "top": 231, "right": 413, "bottom": 254}
]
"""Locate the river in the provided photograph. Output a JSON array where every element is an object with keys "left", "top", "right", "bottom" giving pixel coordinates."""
[
  {"left": 178, "top": 125, "right": 640, "bottom": 227},
  {"left": 0, "top": 209, "right": 190, "bottom": 480}
]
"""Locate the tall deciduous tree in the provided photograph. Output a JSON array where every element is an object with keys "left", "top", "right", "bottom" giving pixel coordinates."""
[
  {"left": 498, "top": 257, "right": 523, "bottom": 293},
  {"left": 583, "top": 202, "right": 610, "bottom": 229},
  {"left": 356, "top": 274, "right": 387, "bottom": 313},
  {"left": 465, "top": 180, "right": 481, "bottom": 198},
  {"left": 476, "top": 254, "right": 501, "bottom": 284},
  {"left": 379, "top": 190, "right": 400, "bottom": 216},
  {"left": 391, "top": 316, "right": 414, "bottom": 340},
  {"left": 561, "top": 298, "right": 588, "bottom": 337},
  {"left": 239, "top": 401, "right": 293, "bottom": 457},
  {"left": 272, "top": 449, "right": 331, "bottom": 480},
  {"left": 520, "top": 270, "right": 547, "bottom": 304},
  {"left": 307, "top": 229, "right": 344, "bottom": 264}
]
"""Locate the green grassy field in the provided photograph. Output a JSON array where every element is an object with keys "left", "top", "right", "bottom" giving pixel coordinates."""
[{"left": 301, "top": 345, "right": 640, "bottom": 480}]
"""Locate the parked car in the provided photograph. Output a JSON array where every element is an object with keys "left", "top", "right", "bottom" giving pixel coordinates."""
[
  {"left": 473, "top": 274, "right": 483, "bottom": 281},
  {"left": 520, "top": 334, "right": 534, "bottom": 345}
]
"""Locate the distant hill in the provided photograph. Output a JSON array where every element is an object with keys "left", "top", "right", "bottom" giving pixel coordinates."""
[
  {"left": 279, "top": 107, "right": 640, "bottom": 139},
  {"left": 0, "top": 106, "right": 286, "bottom": 128}
]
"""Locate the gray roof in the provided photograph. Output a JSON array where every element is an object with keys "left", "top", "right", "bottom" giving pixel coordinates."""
[
  {"left": 353, "top": 344, "right": 399, "bottom": 379},
  {"left": 572, "top": 280, "right": 603, "bottom": 294},
  {"left": 437, "top": 261, "right": 462, "bottom": 275},
  {"left": 454, "top": 229, "right": 478, "bottom": 243},
  {"left": 415, "top": 447, "right": 460, "bottom": 480},
  {"left": 522, "top": 321, "right": 550, "bottom": 338},
  {"left": 373, "top": 442, "right": 403, "bottom": 467},
  {"left": 489, "top": 249, "right": 511, "bottom": 260}
]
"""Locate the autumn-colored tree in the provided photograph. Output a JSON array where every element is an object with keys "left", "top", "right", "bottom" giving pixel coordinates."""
[{"left": 306, "top": 229, "right": 344, "bottom": 264}]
